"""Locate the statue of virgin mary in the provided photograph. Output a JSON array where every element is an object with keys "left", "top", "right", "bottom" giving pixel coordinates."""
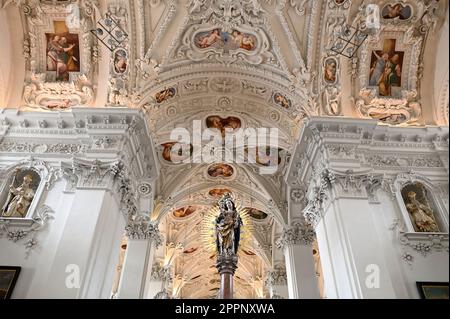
[{"left": 215, "top": 194, "right": 242, "bottom": 255}]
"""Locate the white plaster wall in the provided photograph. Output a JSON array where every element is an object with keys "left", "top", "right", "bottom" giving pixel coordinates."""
[
  {"left": 0, "top": 180, "right": 126, "bottom": 299},
  {"left": 318, "top": 189, "right": 449, "bottom": 299},
  {"left": 373, "top": 192, "right": 449, "bottom": 299},
  {"left": 0, "top": 180, "right": 71, "bottom": 298}
]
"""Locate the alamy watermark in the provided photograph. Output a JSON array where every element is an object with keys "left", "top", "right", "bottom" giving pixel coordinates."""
[
  {"left": 168, "top": 120, "right": 280, "bottom": 175},
  {"left": 65, "top": 264, "right": 80, "bottom": 289},
  {"left": 365, "top": 264, "right": 380, "bottom": 289}
]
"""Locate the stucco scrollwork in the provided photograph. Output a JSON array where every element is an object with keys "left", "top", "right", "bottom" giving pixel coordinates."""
[
  {"left": 125, "top": 217, "right": 163, "bottom": 247},
  {"left": 0, "top": 204, "right": 54, "bottom": 256},
  {"left": 390, "top": 219, "right": 449, "bottom": 261},
  {"left": 352, "top": 0, "right": 439, "bottom": 125},
  {"left": 17, "top": 0, "right": 99, "bottom": 109}
]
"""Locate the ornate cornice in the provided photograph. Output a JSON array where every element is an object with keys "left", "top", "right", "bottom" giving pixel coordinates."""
[
  {"left": 287, "top": 118, "right": 449, "bottom": 186},
  {"left": 0, "top": 108, "right": 158, "bottom": 181},
  {"left": 286, "top": 117, "right": 449, "bottom": 225}
]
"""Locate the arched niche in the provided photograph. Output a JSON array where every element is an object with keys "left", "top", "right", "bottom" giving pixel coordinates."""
[
  {"left": 0, "top": 161, "right": 50, "bottom": 222},
  {"left": 400, "top": 182, "right": 445, "bottom": 233},
  {"left": 394, "top": 174, "right": 449, "bottom": 234}
]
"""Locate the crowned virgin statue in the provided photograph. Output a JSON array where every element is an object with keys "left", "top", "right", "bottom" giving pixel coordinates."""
[{"left": 215, "top": 194, "right": 242, "bottom": 256}]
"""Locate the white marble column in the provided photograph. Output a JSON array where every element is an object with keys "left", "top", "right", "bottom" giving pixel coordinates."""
[
  {"left": 117, "top": 221, "right": 162, "bottom": 299},
  {"left": 306, "top": 170, "right": 398, "bottom": 299},
  {"left": 276, "top": 223, "right": 320, "bottom": 299},
  {"left": 31, "top": 188, "right": 124, "bottom": 299}
]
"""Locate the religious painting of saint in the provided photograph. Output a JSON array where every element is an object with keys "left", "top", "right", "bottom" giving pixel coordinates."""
[
  {"left": 161, "top": 142, "right": 192, "bottom": 163},
  {"left": 369, "top": 39, "right": 404, "bottom": 96},
  {"left": 46, "top": 21, "right": 80, "bottom": 82},
  {"left": 206, "top": 116, "right": 242, "bottom": 136},
  {"left": 195, "top": 29, "right": 257, "bottom": 51},
  {"left": 155, "top": 87, "right": 176, "bottom": 104},
  {"left": 382, "top": 3, "right": 413, "bottom": 20},
  {"left": 324, "top": 57, "right": 338, "bottom": 84},
  {"left": 173, "top": 206, "right": 197, "bottom": 218},
  {"left": 113, "top": 48, "right": 128, "bottom": 74},
  {"left": 207, "top": 163, "right": 234, "bottom": 178},
  {"left": 209, "top": 188, "right": 233, "bottom": 198},
  {"left": 273, "top": 93, "right": 292, "bottom": 109},
  {"left": 244, "top": 207, "right": 268, "bottom": 220}
]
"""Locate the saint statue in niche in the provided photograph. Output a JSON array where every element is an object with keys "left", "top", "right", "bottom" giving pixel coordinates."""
[
  {"left": 1, "top": 171, "right": 37, "bottom": 218},
  {"left": 401, "top": 183, "right": 440, "bottom": 233},
  {"left": 215, "top": 194, "right": 242, "bottom": 255}
]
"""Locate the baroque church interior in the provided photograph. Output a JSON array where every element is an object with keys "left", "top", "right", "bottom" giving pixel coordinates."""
[{"left": 0, "top": 0, "right": 448, "bottom": 300}]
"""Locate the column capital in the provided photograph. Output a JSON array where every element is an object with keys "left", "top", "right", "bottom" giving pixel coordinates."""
[
  {"left": 264, "top": 264, "right": 287, "bottom": 288},
  {"left": 275, "top": 222, "right": 316, "bottom": 250},
  {"left": 125, "top": 219, "right": 163, "bottom": 246},
  {"left": 151, "top": 263, "right": 171, "bottom": 281}
]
